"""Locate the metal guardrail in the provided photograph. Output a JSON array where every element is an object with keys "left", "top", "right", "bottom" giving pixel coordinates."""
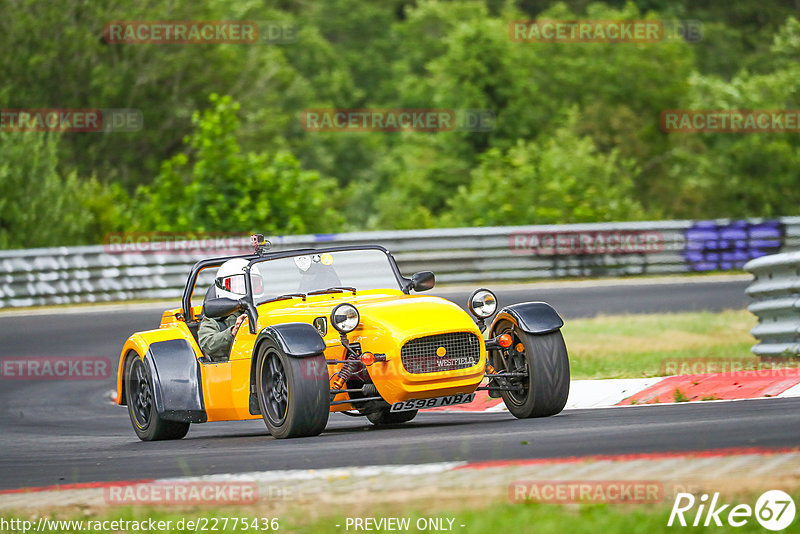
[
  {"left": 2, "top": 217, "right": 799, "bottom": 308},
  {"left": 745, "top": 251, "right": 800, "bottom": 357}
]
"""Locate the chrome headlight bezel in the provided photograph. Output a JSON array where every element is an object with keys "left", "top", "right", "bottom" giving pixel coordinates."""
[
  {"left": 330, "top": 303, "right": 360, "bottom": 333},
  {"left": 468, "top": 288, "right": 498, "bottom": 319}
]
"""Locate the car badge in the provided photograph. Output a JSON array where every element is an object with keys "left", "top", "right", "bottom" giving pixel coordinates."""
[{"left": 436, "top": 346, "right": 447, "bottom": 357}]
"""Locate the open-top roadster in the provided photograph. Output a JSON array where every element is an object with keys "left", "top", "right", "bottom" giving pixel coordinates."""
[{"left": 116, "top": 235, "right": 570, "bottom": 440}]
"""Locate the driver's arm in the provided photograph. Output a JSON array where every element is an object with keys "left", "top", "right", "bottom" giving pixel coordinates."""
[{"left": 198, "top": 315, "right": 234, "bottom": 361}]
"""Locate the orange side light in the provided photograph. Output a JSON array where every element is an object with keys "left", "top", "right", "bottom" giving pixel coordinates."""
[
  {"left": 361, "top": 352, "right": 375, "bottom": 366},
  {"left": 515, "top": 343, "right": 525, "bottom": 353},
  {"left": 497, "top": 334, "right": 513, "bottom": 348}
]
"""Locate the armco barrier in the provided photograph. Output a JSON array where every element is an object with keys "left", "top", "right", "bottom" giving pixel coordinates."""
[
  {"left": 1, "top": 217, "right": 799, "bottom": 308},
  {"left": 745, "top": 250, "right": 800, "bottom": 357}
]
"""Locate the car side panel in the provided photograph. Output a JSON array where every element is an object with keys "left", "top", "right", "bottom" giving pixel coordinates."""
[{"left": 205, "top": 317, "right": 259, "bottom": 421}]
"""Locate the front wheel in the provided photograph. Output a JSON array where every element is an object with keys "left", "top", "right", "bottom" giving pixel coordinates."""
[
  {"left": 124, "top": 354, "right": 190, "bottom": 441},
  {"left": 490, "top": 321, "right": 570, "bottom": 419},
  {"left": 256, "top": 341, "right": 329, "bottom": 439}
]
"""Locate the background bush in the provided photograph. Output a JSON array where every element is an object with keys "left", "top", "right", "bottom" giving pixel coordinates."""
[{"left": 1, "top": 0, "right": 798, "bottom": 246}]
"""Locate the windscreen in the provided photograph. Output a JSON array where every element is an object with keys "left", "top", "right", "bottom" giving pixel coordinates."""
[{"left": 251, "top": 249, "right": 401, "bottom": 302}]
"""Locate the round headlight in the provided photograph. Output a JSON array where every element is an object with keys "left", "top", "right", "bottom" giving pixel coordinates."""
[
  {"left": 468, "top": 289, "right": 497, "bottom": 319},
  {"left": 330, "top": 303, "right": 360, "bottom": 333}
]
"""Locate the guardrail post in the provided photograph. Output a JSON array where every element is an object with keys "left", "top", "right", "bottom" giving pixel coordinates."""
[{"left": 744, "top": 251, "right": 800, "bottom": 359}]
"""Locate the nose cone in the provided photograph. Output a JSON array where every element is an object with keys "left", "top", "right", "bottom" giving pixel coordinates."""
[
  {"left": 349, "top": 295, "right": 486, "bottom": 404},
  {"left": 355, "top": 295, "right": 479, "bottom": 341}
]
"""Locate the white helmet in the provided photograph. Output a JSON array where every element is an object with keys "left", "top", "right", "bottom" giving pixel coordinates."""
[{"left": 214, "top": 258, "right": 264, "bottom": 300}]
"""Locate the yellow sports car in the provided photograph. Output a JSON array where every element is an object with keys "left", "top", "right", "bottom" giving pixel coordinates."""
[{"left": 116, "top": 235, "right": 569, "bottom": 440}]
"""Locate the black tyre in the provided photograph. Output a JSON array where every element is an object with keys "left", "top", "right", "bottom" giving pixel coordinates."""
[
  {"left": 256, "top": 340, "right": 329, "bottom": 439},
  {"left": 366, "top": 409, "right": 418, "bottom": 425},
  {"left": 490, "top": 320, "right": 570, "bottom": 419},
  {"left": 124, "top": 354, "right": 190, "bottom": 441}
]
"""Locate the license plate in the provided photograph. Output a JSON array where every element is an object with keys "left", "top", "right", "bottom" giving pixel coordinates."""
[{"left": 390, "top": 393, "right": 476, "bottom": 412}]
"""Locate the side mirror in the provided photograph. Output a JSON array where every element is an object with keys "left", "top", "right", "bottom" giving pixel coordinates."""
[
  {"left": 410, "top": 271, "right": 435, "bottom": 292},
  {"left": 203, "top": 297, "right": 243, "bottom": 319}
]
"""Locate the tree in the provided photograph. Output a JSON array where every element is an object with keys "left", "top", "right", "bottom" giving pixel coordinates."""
[
  {"left": 0, "top": 132, "right": 115, "bottom": 248},
  {"left": 660, "top": 16, "right": 800, "bottom": 218},
  {"left": 134, "top": 94, "right": 343, "bottom": 234},
  {"left": 441, "top": 120, "right": 646, "bottom": 227}
]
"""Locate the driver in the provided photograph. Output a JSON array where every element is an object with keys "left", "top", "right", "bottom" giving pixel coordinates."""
[{"left": 198, "top": 258, "right": 263, "bottom": 361}]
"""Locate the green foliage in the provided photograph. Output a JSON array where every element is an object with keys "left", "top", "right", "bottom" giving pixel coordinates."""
[
  {"left": 662, "top": 16, "right": 800, "bottom": 218},
  {"left": 1, "top": 0, "right": 799, "bottom": 246},
  {"left": 135, "top": 95, "right": 342, "bottom": 234},
  {"left": 0, "top": 0, "right": 307, "bottom": 189},
  {"left": 0, "top": 132, "right": 123, "bottom": 248},
  {"left": 442, "top": 120, "right": 646, "bottom": 226},
  {"left": 673, "top": 389, "right": 690, "bottom": 402}
]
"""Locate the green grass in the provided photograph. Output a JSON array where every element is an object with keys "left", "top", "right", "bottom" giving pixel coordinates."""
[
  {"left": 673, "top": 388, "right": 690, "bottom": 402},
  {"left": 297, "top": 499, "right": 796, "bottom": 534},
  {"left": 3, "top": 495, "right": 792, "bottom": 534},
  {"left": 562, "top": 310, "right": 758, "bottom": 379}
]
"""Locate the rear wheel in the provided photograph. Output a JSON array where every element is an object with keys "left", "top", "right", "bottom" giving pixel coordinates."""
[
  {"left": 124, "top": 354, "right": 190, "bottom": 441},
  {"left": 256, "top": 340, "right": 329, "bottom": 439},
  {"left": 490, "top": 321, "right": 569, "bottom": 419},
  {"left": 366, "top": 409, "right": 418, "bottom": 425}
]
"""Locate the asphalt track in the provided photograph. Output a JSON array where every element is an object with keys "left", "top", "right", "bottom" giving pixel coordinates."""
[{"left": 3, "top": 277, "right": 796, "bottom": 492}]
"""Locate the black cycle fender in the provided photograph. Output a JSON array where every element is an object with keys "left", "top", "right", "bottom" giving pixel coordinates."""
[
  {"left": 489, "top": 302, "right": 564, "bottom": 336},
  {"left": 249, "top": 323, "right": 327, "bottom": 415},
  {"left": 139, "top": 339, "right": 207, "bottom": 423},
  {"left": 254, "top": 323, "right": 326, "bottom": 358}
]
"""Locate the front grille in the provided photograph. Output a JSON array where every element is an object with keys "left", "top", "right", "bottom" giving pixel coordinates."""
[{"left": 400, "top": 332, "right": 481, "bottom": 374}]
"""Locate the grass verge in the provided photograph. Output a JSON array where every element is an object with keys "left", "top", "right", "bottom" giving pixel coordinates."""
[{"left": 563, "top": 309, "right": 758, "bottom": 379}]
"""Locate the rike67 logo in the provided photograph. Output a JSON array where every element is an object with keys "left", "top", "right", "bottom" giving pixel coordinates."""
[{"left": 669, "top": 490, "right": 796, "bottom": 531}]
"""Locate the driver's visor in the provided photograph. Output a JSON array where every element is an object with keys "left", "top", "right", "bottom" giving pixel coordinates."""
[{"left": 216, "top": 274, "right": 263, "bottom": 295}]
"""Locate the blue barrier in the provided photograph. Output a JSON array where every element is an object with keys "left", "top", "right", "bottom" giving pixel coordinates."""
[{"left": 684, "top": 220, "right": 784, "bottom": 271}]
